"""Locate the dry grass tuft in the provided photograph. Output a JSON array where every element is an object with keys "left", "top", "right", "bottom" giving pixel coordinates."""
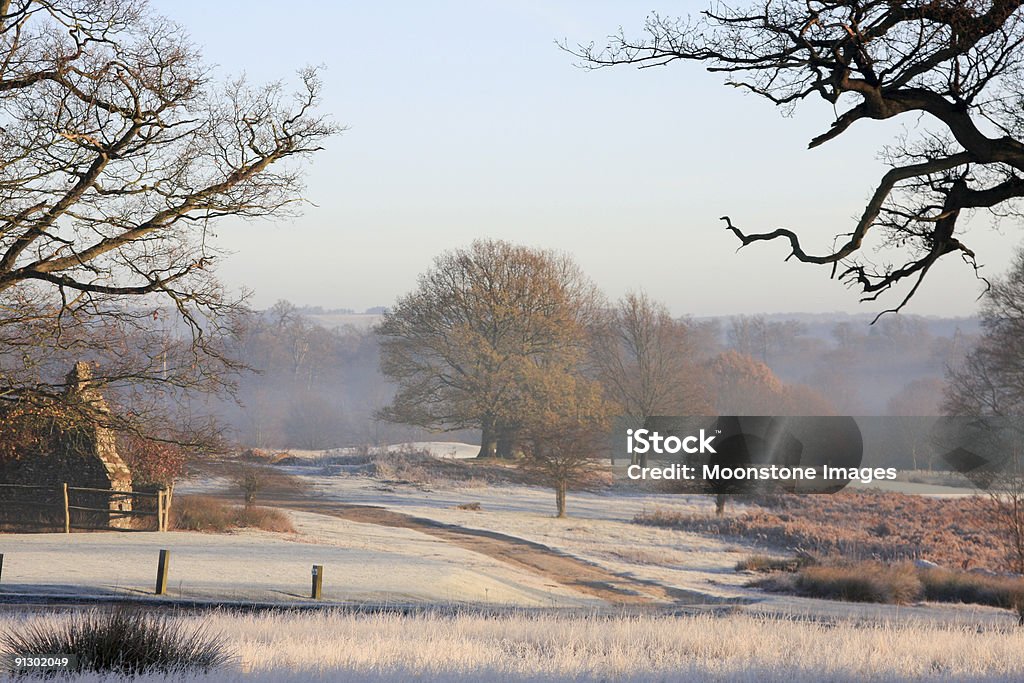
[
  {"left": 0, "top": 608, "right": 230, "bottom": 675},
  {"left": 918, "top": 567, "right": 1024, "bottom": 609},
  {"left": 756, "top": 561, "right": 923, "bottom": 604},
  {"left": 736, "top": 554, "right": 816, "bottom": 573},
  {"left": 753, "top": 558, "right": 1024, "bottom": 611},
  {"left": 171, "top": 495, "right": 295, "bottom": 534}
]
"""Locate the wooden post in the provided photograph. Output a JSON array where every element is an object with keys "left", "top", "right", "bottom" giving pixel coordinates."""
[
  {"left": 62, "top": 483, "right": 70, "bottom": 534},
  {"left": 311, "top": 564, "right": 323, "bottom": 600},
  {"left": 155, "top": 549, "right": 170, "bottom": 595},
  {"left": 0, "top": 553, "right": 4, "bottom": 584},
  {"left": 157, "top": 489, "right": 165, "bottom": 532},
  {"left": 165, "top": 484, "right": 174, "bottom": 529}
]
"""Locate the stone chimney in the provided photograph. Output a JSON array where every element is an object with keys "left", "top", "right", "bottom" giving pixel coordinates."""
[
  {"left": 64, "top": 362, "right": 133, "bottom": 525},
  {"left": 65, "top": 361, "right": 110, "bottom": 414}
]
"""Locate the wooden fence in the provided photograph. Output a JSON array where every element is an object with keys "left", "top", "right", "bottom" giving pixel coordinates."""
[{"left": 0, "top": 482, "right": 172, "bottom": 532}]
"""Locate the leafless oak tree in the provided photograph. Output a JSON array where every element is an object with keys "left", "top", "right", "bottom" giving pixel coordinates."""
[
  {"left": 590, "top": 292, "right": 712, "bottom": 465},
  {"left": 572, "top": 1, "right": 1024, "bottom": 317},
  {"left": 0, "top": 1, "right": 336, "bottom": 439}
]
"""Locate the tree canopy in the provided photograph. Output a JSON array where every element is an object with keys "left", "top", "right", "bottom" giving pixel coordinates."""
[{"left": 376, "top": 240, "right": 600, "bottom": 457}]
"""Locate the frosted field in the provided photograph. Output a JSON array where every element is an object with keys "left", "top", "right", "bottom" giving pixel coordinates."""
[
  {"left": 3, "top": 442, "right": 1016, "bottom": 627},
  {"left": 4, "top": 443, "right": 1024, "bottom": 681},
  {"left": 4, "top": 609, "right": 1024, "bottom": 682},
  {"left": 272, "top": 450, "right": 1014, "bottom": 625},
  {"left": 0, "top": 511, "right": 596, "bottom": 607}
]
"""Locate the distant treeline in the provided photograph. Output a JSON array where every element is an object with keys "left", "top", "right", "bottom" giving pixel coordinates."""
[{"left": 206, "top": 302, "right": 974, "bottom": 451}]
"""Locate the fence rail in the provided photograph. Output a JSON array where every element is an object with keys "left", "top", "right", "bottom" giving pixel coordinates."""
[{"left": 0, "top": 482, "right": 172, "bottom": 532}]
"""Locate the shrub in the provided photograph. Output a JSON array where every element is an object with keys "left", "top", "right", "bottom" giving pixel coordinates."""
[
  {"left": 369, "top": 452, "right": 518, "bottom": 488},
  {"left": 918, "top": 567, "right": 1024, "bottom": 609},
  {"left": 171, "top": 496, "right": 235, "bottom": 532},
  {"left": 0, "top": 609, "right": 230, "bottom": 675},
  {"left": 756, "top": 562, "right": 923, "bottom": 604},
  {"left": 171, "top": 496, "right": 295, "bottom": 534},
  {"left": 736, "top": 554, "right": 816, "bottom": 573},
  {"left": 234, "top": 505, "right": 296, "bottom": 533},
  {"left": 227, "top": 464, "right": 307, "bottom": 507},
  {"left": 752, "top": 560, "right": 1024, "bottom": 614},
  {"left": 797, "top": 563, "right": 922, "bottom": 604}
]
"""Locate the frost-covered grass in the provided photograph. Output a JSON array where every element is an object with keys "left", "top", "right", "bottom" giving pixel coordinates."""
[{"left": 5, "top": 608, "right": 1024, "bottom": 682}]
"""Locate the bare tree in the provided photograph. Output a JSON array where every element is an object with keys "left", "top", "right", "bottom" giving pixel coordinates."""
[
  {"left": 590, "top": 292, "right": 712, "bottom": 465},
  {"left": 0, "top": 1, "right": 336, "bottom": 439},
  {"left": 946, "top": 246, "right": 1024, "bottom": 417},
  {"left": 988, "top": 453, "right": 1024, "bottom": 575},
  {"left": 572, "top": 2, "right": 1024, "bottom": 316}
]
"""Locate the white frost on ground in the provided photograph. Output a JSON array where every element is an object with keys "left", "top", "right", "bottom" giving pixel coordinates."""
[
  {"left": 1, "top": 444, "right": 1014, "bottom": 626},
  {"left": 274, "top": 441, "right": 481, "bottom": 461},
  {"left": 0, "top": 512, "right": 599, "bottom": 607},
  {"left": 294, "top": 464, "right": 1013, "bottom": 625}
]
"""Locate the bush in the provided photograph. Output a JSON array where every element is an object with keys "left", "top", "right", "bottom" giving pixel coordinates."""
[
  {"left": 797, "top": 563, "right": 922, "bottom": 604},
  {"left": 171, "top": 495, "right": 295, "bottom": 533},
  {"left": 752, "top": 560, "right": 1024, "bottom": 613},
  {"left": 225, "top": 463, "right": 307, "bottom": 507},
  {"left": 755, "top": 562, "right": 923, "bottom": 604},
  {"left": 736, "top": 554, "right": 816, "bottom": 573},
  {"left": 918, "top": 567, "right": 1024, "bottom": 609},
  {"left": 0, "top": 609, "right": 230, "bottom": 675},
  {"left": 171, "top": 496, "right": 235, "bottom": 532},
  {"left": 234, "top": 505, "right": 295, "bottom": 533}
]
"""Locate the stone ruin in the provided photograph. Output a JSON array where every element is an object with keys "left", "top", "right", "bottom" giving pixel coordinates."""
[{"left": 0, "top": 362, "right": 134, "bottom": 529}]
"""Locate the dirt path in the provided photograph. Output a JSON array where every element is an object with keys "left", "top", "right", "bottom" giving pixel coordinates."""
[{"left": 254, "top": 492, "right": 735, "bottom": 607}]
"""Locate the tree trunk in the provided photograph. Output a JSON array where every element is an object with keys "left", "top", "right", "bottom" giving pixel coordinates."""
[
  {"left": 715, "top": 493, "right": 727, "bottom": 517},
  {"left": 555, "top": 481, "right": 567, "bottom": 518},
  {"left": 477, "top": 418, "right": 497, "bottom": 458},
  {"left": 496, "top": 427, "right": 518, "bottom": 459}
]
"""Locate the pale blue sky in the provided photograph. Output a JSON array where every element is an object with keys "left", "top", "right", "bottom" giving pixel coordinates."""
[{"left": 157, "top": 1, "right": 1016, "bottom": 317}]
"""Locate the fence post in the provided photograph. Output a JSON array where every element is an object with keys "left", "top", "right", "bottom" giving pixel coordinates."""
[
  {"left": 165, "top": 485, "right": 173, "bottom": 530},
  {"left": 157, "top": 489, "right": 165, "bottom": 532},
  {"left": 155, "top": 549, "right": 170, "bottom": 595},
  {"left": 62, "top": 483, "right": 70, "bottom": 534},
  {"left": 311, "top": 564, "right": 323, "bottom": 600}
]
